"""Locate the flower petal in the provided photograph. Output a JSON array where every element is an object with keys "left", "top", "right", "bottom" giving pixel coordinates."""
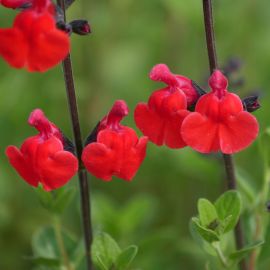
[
  {"left": 219, "top": 112, "right": 259, "bottom": 154},
  {"left": 0, "top": 28, "right": 27, "bottom": 68},
  {"left": 1, "top": 0, "right": 30, "bottom": 9},
  {"left": 36, "top": 137, "right": 78, "bottom": 191},
  {"left": 82, "top": 142, "right": 115, "bottom": 181},
  {"left": 118, "top": 136, "right": 148, "bottom": 180},
  {"left": 134, "top": 103, "right": 166, "bottom": 146},
  {"left": 27, "top": 14, "right": 70, "bottom": 72},
  {"left": 181, "top": 112, "right": 220, "bottom": 153},
  {"left": 6, "top": 145, "right": 39, "bottom": 187},
  {"left": 164, "top": 110, "right": 190, "bottom": 148}
]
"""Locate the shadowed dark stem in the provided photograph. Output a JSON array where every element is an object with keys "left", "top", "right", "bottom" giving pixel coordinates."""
[
  {"left": 57, "top": 0, "right": 94, "bottom": 269},
  {"left": 202, "top": 1, "right": 247, "bottom": 270}
]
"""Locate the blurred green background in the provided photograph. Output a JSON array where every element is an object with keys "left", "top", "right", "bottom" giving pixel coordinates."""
[{"left": 1, "top": 0, "right": 270, "bottom": 269}]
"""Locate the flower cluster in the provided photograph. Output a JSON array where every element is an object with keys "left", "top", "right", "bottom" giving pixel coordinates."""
[
  {"left": 135, "top": 64, "right": 259, "bottom": 154},
  {"left": 5, "top": 65, "right": 259, "bottom": 191},
  {"left": 7, "top": 103, "right": 148, "bottom": 190},
  {"left": 0, "top": 0, "right": 70, "bottom": 71}
]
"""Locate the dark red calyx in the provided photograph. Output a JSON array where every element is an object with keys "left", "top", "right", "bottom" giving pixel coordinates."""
[
  {"left": 84, "top": 121, "right": 100, "bottom": 146},
  {"left": 70, "top": 20, "right": 91, "bottom": 35},
  {"left": 242, "top": 95, "right": 260, "bottom": 112}
]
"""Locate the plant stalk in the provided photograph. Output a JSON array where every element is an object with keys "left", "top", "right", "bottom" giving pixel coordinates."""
[
  {"left": 54, "top": 215, "right": 74, "bottom": 270},
  {"left": 202, "top": 1, "right": 247, "bottom": 269},
  {"left": 212, "top": 242, "right": 229, "bottom": 268},
  {"left": 57, "top": 0, "right": 94, "bottom": 269}
]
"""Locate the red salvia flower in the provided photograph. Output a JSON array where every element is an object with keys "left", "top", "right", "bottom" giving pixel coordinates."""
[
  {"left": 1, "top": 0, "right": 31, "bottom": 9},
  {"left": 0, "top": 0, "right": 69, "bottom": 72},
  {"left": 134, "top": 64, "right": 198, "bottom": 149},
  {"left": 82, "top": 100, "right": 148, "bottom": 181},
  {"left": 181, "top": 70, "right": 259, "bottom": 154},
  {"left": 6, "top": 109, "right": 78, "bottom": 191}
]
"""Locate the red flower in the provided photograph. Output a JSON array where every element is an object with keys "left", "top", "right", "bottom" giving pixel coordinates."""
[
  {"left": 6, "top": 109, "right": 78, "bottom": 191},
  {"left": 0, "top": 0, "right": 69, "bottom": 72},
  {"left": 82, "top": 100, "right": 148, "bottom": 181},
  {"left": 134, "top": 64, "right": 198, "bottom": 148},
  {"left": 1, "top": 0, "right": 31, "bottom": 9},
  {"left": 181, "top": 70, "right": 259, "bottom": 154}
]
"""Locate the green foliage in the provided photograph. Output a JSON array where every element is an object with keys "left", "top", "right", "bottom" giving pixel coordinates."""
[
  {"left": 198, "top": 199, "right": 218, "bottom": 228},
  {"left": 214, "top": 191, "right": 242, "bottom": 233},
  {"left": 192, "top": 191, "right": 241, "bottom": 243},
  {"left": 36, "top": 186, "right": 76, "bottom": 215},
  {"left": 92, "top": 232, "right": 138, "bottom": 270},
  {"left": 30, "top": 225, "right": 80, "bottom": 269},
  {"left": 92, "top": 232, "right": 121, "bottom": 270},
  {"left": 115, "top": 245, "right": 138, "bottom": 270},
  {"left": 229, "top": 241, "right": 264, "bottom": 264},
  {"left": 190, "top": 191, "right": 264, "bottom": 268},
  {"left": 191, "top": 217, "right": 219, "bottom": 243},
  {"left": 32, "top": 226, "right": 77, "bottom": 258}
]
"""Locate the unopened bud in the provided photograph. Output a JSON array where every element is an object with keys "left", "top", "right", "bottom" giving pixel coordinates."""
[
  {"left": 70, "top": 20, "right": 91, "bottom": 35},
  {"left": 242, "top": 95, "right": 260, "bottom": 112}
]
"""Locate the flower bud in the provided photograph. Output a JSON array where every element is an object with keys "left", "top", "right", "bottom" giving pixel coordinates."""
[
  {"left": 70, "top": 20, "right": 91, "bottom": 35},
  {"left": 242, "top": 95, "right": 260, "bottom": 112}
]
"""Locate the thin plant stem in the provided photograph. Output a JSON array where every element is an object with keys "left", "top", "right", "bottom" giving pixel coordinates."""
[
  {"left": 212, "top": 242, "right": 229, "bottom": 268},
  {"left": 202, "top": 1, "right": 248, "bottom": 270},
  {"left": 54, "top": 215, "right": 74, "bottom": 270},
  {"left": 57, "top": 0, "right": 94, "bottom": 269}
]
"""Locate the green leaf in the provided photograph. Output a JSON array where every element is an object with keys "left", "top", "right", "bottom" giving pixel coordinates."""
[
  {"left": 36, "top": 185, "right": 54, "bottom": 210},
  {"left": 229, "top": 241, "right": 264, "bottom": 263},
  {"left": 52, "top": 188, "right": 76, "bottom": 214},
  {"left": 198, "top": 198, "right": 218, "bottom": 227},
  {"left": 71, "top": 240, "right": 85, "bottom": 268},
  {"left": 215, "top": 191, "right": 242, "bottom": 233},
  {"left": 191, "top": 217, "right": 220, "bottom": 243},
  {"left": 32, "top": 226, "right": 77, "bottom": 259},
  {"left": 92, "top": 232, "right": 121, "bottom": 270},
  {"left": 115, "top": 245, "right": 138, "bottom": 270},
  {"left": 189, "top": 219, "right": 216, "bottom": 256},
  {"left": 36, "top": 186, "right": 76, "bottom": 214}
]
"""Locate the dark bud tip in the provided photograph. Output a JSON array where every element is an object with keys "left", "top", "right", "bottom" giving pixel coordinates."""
[
  {"left": 191, "top": 80, "right": 207, "bottom": 96},
  {"left": 242, "top": 95, "right": 260, "bottom": 112},
  {"left": 70, "top": 20, "right": 91, "bottom": 35},
  {"left": 207, "top": 219, "right": 219, "bottom": 230},
  {"left": 61, "top": 131, "right": 75, "bottom": 154},
  {"left": 84, "top": 121, "right": 100, "bottom": 146}
]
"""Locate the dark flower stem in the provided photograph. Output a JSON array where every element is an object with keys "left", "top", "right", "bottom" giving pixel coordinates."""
[
  {"left": 57, "top": 0, "right": 94, "bottom": 269},
  {"left": 202, "top": 1, "right": 248, "bottom": 270}
]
